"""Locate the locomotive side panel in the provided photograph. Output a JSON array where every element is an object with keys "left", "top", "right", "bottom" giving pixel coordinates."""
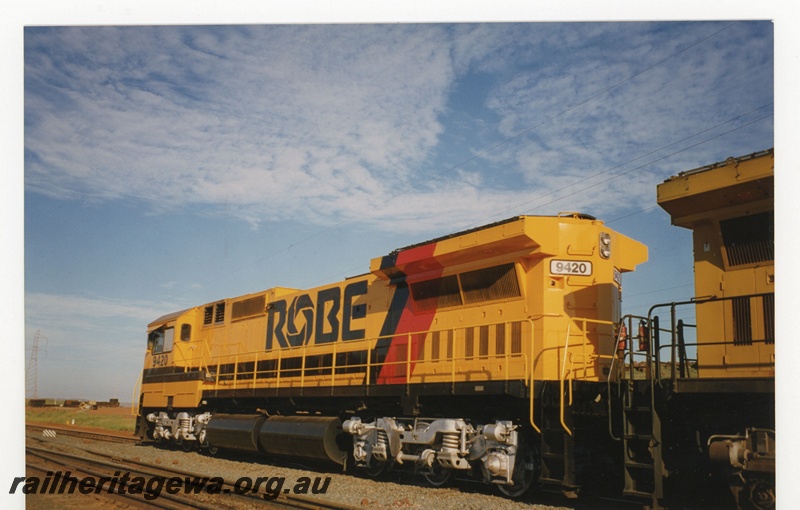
[{"left": 138, "top": 215, "right": 648, "bottom": 413}]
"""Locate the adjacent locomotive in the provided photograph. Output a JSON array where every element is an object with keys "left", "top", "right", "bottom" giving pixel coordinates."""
[
  {"left": 136, "top": 148, "right": 775, "bottom": 508},
  {"left": 648, "top": 148, "right": 774, "bottom": 509}
]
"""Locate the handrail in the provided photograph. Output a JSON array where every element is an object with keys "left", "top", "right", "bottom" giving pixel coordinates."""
[
  {"left": 170, "top": 315, "right": 627, "bottom": 440},
  {"left": 560, "top": 321, "right": 573, "bottom": 436},
  {"left": 153, "top": 315, "right": 644, "bottom": 435},
  {"left": 200, "top": 338, "right": 214, "bottom": 376},
  {"left": 187, "top": 319, "right": 535, "bottom": 428},
  {"left": 607, "top": 319, "right": 624, "bottom": 442},
  {"left": 646, "top": 292, "right": 775, "bottom": 385},
  {"left": 145, "top": 315, "right": 644, "bottom": 440},
  {"left": 171, "top": 342, "right": 191, "bottom": 371},
  {"left": 526, "top": 317, "right": 541, "bottom": 433},
  {"left": 559, "top": 316, "right": 616, "bottom": 436},
  {"left": 131, "top": 371, "right": 142, "bottom": 416}
]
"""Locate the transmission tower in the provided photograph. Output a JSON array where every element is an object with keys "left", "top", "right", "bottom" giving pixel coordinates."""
[{"left": 26, "top": 330, "right": 47, "bottom": 399}]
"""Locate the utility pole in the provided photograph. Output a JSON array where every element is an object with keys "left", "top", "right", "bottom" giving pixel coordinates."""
[{"left": 26, "top": 330, "right": 47, "bottom": 399}]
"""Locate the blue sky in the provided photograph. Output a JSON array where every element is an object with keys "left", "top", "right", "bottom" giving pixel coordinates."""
[
  {"left": 18, "top": 20, "right": 778, "bottom": 402},
  {"left": 4, "top": 3, "right": 800, "bottom": 508}
]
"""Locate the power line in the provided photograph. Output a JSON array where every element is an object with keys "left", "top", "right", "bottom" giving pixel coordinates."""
[
  {"left": 301, "top": 106, "right": 769, "bottom": 288},
  {"left": 162, "top": 21, "right": 756, "bottom": 300},
  {"left": 518, "top": 113, "right": 772, "bottom": 215},
  {"left": 373, "top": 21, "right": 738, "bottom": 203},
  {"left": 26, "top": 330, "right": 47, "bottom": 399},
  {"left": 606, "top": 206, "right": 660, "bottom": 225},
  {"left": 457, "top": 103, "right": 772, "bottom": 230},
  {"left": 625, "top": 284, "right": 694, "bottom": 299}
]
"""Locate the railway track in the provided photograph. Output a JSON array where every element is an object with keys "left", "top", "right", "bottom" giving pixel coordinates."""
[
  {"left": 25, "top": 436, "right": 357, "bottom": 509},
  {"left": 24, "top": 425, "right": 644, "bottom": 509},
  {"left": 26, "top": 423, "right": 140, "bottom": 444}
]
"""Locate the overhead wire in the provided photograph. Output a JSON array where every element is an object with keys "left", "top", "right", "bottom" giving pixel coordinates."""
[
  {"left": 372, "top": 21, "right": 738, "bottom": 201},
  {"left": 165, "top": 21, "right": 758, "bottom": 299},
  {"left": 519, "top": 112, "right": 773, "bottom": 214},
  {"left": 455, "top": 102, "right": 772, "bottom": 230},
  {"left": 303, "top": 105, "right": 772, "bottom": 289}
]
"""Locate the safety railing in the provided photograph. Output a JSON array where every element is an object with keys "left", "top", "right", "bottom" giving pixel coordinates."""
[
  {"left": 614, "top": 314, "right": 657, "bottom": 381},
  {"left": 604, "top": 293, "right": 774, "bottom": 444},
  {"left": 558, "top": 316, "right": 617, "bottom": 435},
  {"left": 645, "top": 292, "right": 774, "bottom": 385},
  {"left": 173, "top": 319, "right": 534, "bottom": 398},
  {"left": 141, "top": 314, "right": 627, "bottom": 437},
  {"left": 131, "top": 371, "right": 142, "bottom": 416}
]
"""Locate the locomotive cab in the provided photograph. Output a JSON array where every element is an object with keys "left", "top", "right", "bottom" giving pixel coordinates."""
[
  {"left": 145, "top": 309, "right": 189, "bottom": 370},
  {"left": 140, "top": 308, "right": 205, "bottom": 411}
]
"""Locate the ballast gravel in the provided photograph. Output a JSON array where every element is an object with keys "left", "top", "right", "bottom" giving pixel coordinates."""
[{"left": 25, "top": 433, "right": 576, "bottom": 510}]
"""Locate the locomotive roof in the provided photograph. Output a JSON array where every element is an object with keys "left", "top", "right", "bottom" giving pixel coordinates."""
[
  {"left": 368, "top": 213, "right": 647, "bottom": 283},
  {"left": 148, "top": 308, "right": 191, "bottom": 328},
  {"left": 666, "top": 148, "right": 773, "bottom": 180},
  {"left": 390, "top": 213, "right": 597, "bottom": 255},
  {"left": 657, "top": 148, "right": 774, "bottom": 225}
]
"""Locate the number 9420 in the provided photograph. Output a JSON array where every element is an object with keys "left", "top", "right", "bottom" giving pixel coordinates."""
[{"left": 550, "top": 260, "right": 592, "bottom": 276}]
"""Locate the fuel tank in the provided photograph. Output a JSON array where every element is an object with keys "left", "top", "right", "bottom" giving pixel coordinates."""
[
  {"left": 206, "top": 414, "right": 265, "bottom": 452},
  {"left": 259, "top": 415, "right": 344, "bottom": 465}
]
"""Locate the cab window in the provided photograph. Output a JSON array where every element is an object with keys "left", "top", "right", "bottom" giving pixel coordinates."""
[{"left": 149, "top": 327, "right": 174, "bottom": 353}]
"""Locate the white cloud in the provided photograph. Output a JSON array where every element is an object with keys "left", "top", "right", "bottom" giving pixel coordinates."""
[
  {"left": 24, "top": 23, "right": 773, "bottom": 235},
  {"left": 25, "top": 292, "right": 167, "bottom": 337},
  {"left": 479, "top": 22, "right": 772, "bottom": 209},
  {"left": 25, "top": 26, "right": 457, "bottom": 222}
]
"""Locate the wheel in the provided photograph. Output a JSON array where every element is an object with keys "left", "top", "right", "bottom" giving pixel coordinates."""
[
  {"left": 739, "top": 477, "right": 775, "bottom": 510},
  {"left": 497, "top": 468, "right": 535, "bottom": 498},
  {"left": 181, "top": 440, "right": 195, "bottom": 452},
  {"left": 424, "top": 464, "right": 453, "bottom": 487},
  {"left": 497, "top": 441, "right": 539, "bottom": 498},
  {"left": 205, "top": 445, "right": 219, "bottom": 456},
  {"left": 364, "top": 459, "right": 389, "bottom": 479}
]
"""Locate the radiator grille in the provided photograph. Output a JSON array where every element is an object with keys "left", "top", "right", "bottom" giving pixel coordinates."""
[
  {"left": 461, "top": 263, "right": 521, "bottom": 304},
  {"left": 763, "top": 293, "right": 775, "bottom": 344},
  {"left": 720, "top": 211, "right": 773, "bottom": 267},
  {"left": 411, "top": 275, "right": 462, "bottom": 311},
  {"left": 232, "top": 295, "right": 266, "bottom": 320}
]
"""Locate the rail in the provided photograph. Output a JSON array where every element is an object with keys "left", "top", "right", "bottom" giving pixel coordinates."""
[
  {"left": 27, "top": 423, "right": 139, "bottom": 444},
  {"left": 604, "top": 292, "right": 775, "bottom": 391},
  {"left": 26, "top": 441, "right": 354, "bottom": 510}
]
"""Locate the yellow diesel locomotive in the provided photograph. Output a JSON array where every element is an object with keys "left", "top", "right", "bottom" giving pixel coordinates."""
[{"left": 136, "top": 149, "right": 774, "bottom": 508}]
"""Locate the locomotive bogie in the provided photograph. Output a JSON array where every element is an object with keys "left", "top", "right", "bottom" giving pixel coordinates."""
[{"left": 342, "top": 416, "right": 525, "bottom": 488}]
